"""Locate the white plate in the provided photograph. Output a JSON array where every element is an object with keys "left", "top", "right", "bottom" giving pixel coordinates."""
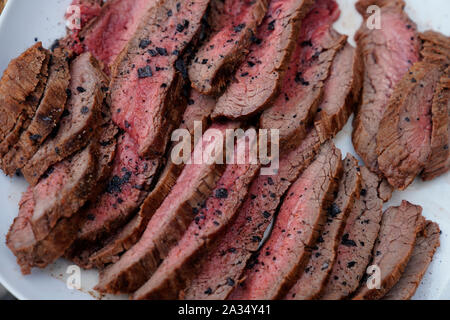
[{"left": 0, "top": 0, "right": 449, "bottom": 300}]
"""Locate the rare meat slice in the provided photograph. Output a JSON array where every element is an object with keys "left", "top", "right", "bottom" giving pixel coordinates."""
[
  {"left": 384, "top": 221, "right": 440, "bottom": 300},
  {"left": 189, "top": 0, "right": 268, "bottom": 95},
  {"left": 110, "top": 0, "right": 210, "bottom": 158},
  {"left": 321, "top": 167, "right": 393, "bottom": 300},
  {"left": 229, "top": 141, "right": 342, "bottom": 300},
  {"left": 352, "top": 0, "right": 421, "bottom": 174},
  {"left": 96, "top": 122, "right": 238, "bottom": 294},
  {"left": 133, "top": 136, "right": 260, "bottom": 300},
  {"left": 184, "top": 128, "right": 322, "bottom": 300},
  {"left": 2, "top": 48, "right": 71, "bottom": 176},
  {"left": 315, "top": 43, "right": 363, "bottom": 142},
  {"left": 354, "top": 201, "right": 425, "bottom": 300},
  {"left": 420, "top": 31, "right": 450, "bottom": 64},
  {"left": 22, "top": 53, "right": 107, "bottom": 185},
  {"left": 260, "top": 0, "right": 346, "bottom": 148},
  {"left": 287, "top": 154, "right": 361, "bottom": 300},
  {"left": 87, "top": 91, "right": 215, "bottom": 268},
  {"left": 0, "top": 42, "right": 50, "bottom": 156},
  {"left": 377, "top": 63, "right": 443, "bottom": 190},
  {"left": 422, "top": 69, "right": 450, "bottom": 180},
  {"left": 211, "top": 0, "right": 314, "bottom": 119}
]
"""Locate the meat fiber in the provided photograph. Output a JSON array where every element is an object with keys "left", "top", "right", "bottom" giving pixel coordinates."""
[
  {"left": 229, "top": 141, "right": 342, "bottom": 300},
  {"left": 420, "top": 31, "right": 450, "bottom": 64},
  {"left": 352, "top": 0, "right": 421, "bottom": 174},
  {"left": 211, "top": 0, "right": 314, "bottom": 119},
  {"left": 189, "top": 0, "right": 269, "bottom": 95}
]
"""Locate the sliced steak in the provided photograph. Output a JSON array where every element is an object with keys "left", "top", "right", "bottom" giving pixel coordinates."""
[
  {"left": 229, "top": 141, "right": 342, "bottom": 300},
  {"left": 377, "top": 62, "right": 444, "bottom": 190},
  {"left": 352, "top": 0, "right": 421, "bottom": 174},
  {"left": 321, "top": 167, "right": 393, "bottom": 300},
  {"left": 189, "top": 0, "right": 269, "bottom": 95},
  {"left": 96, "top": 122, "right": 238, "bottom": 294},
  {"left": 88, "top": 91, "right": 215, "bottom": 268},
  {"left": 422, "top": 69, "right": 450, "bottom": 180},
  {"left": 287, "top": 154, "right": 361, "bottom": 300},
  {"left": 211, "top": 0, "right": 314, "bottom": 119},
  {"left": 110, "top": 0, "right": 210, "bottom": 158},
  {"left": 353, "top": 201, "right": 425, "bottom": 300},
  {"left": 184, "top": 128, "right": 322, "bottom": 300},
  {"left": 384, "top": 221, "right": 441, "bottom": 300},
  {"left": 2, "top": 48, "right": 71, "bottom": 176},
  {"left": 260, "top": 0, "right": 346, "bottom": 149},
  {"left": 315, "top": 43, "right": 363, "bottom": 142}
]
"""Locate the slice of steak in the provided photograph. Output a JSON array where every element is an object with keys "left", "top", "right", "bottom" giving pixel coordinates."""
[
  {"left": 321, "top": 167, "right": 392, "bottom": 300},
  {"left": 287, "top": 154, "right": 361, "bottom": 300},
  {"left": 315, "top": 43, "right": 363, "bottom": 142},
  {"left": 134, "top": 136, "right": 260, "bottom": 300},
  {"left": 96, "top": 122, "right": 238, "bottom": 294},
  {"left": 420, "top": 31, "right": 450, "bottom": 64},
  {"left": 110, "top": 0, "right": 210, "bottom": 158},
  {"left": 88, "top": 91, "right": 215, "bottom": 268},
  {"left": 422, "top": 69, "right": 450, "bottom": 180},
  {"left": 2, "top": 48, "right": 71, "bottom": 176},
  {"left": 229, "top": 141, "right": 342, "bottom": 300},
  {"left": 384, "top": 221, "right": 440, "bottom": 300},
  {"left": 189, "top": 0, "right": 269, "bottom": 95},
  {"left": 376, "top": 62, "right": 443, "bottom": 190},
  {"left": 184, "top": 128, "right": 322, "bottom": 300},
  {"left": 353, "top": 201, "right": 425, "bottom": 300},
  {"left": 22, "top": 53, "right": 108, "bottom": 186},
  {"left": 260, "top": 0, "right": 346, "bottom": 149},
  {"left": 352, "top": 0, "right": 421, "bottom": 174},
  {"left": 211, "top": 0, "right": 314, "bottom": 119}
]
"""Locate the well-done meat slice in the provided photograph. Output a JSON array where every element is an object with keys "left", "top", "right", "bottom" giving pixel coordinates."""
[
  {"left": 22, "top": 53, "right": 108, "bottom": 186},
  {"left": 352, "top": 0, "right": 421, "bottom": 174},
  {"left": 87, "top": 91, "right": 215, "bottom": 268},
  {"left": 189, "top": 0, "right": 268, "bottom": 95},
  {"left": 377, "top": 63, "right": 443, "bottom": 190},
  {"left": 134, "top": 136, "right": 260, "bottom": 300},
  {"left": 211, "top": 0, "right": 314, "bottom": 119},
  {"left": 110, "top": 0, "right": 210, "bottom": 158},
  {"left": 184, "top": 128, "right": 322, "bottom": 300},
  {"left": 353, "top": 201, "right": 425, "bottom": 300},
  {"left": 287, "top": 154, "right": 361, "bottom": 300},
  {"left": 384, "top": 221, "right": 440, "bottom": 300},
  {"left": 321, "top": 167, "right": 393, "bottom": 300},
  {"left": 422, "top": 69, "right": 450, "bottom": 180},
  {"left": 229, "top": 141, "right": 342, "bottom": 300},
  {"left": 260, "top": 0, "right": 346, "bottom": 149},
  {"left": 315, "top": 43, "right": 363, "bottom": 142},
  {"left": 2, "top": 48, "right": 71, "bottom": 176},
  {"left": 96, "top": 122, "right": 238, "bottom": 294}
]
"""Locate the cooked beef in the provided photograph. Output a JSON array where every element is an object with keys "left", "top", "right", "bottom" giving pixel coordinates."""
[
  {"left": 420, "top": 31, "right": 450, "bottom": 64},
  {"left": 315, "top": 43, "right": 363, "bottom": 142},
  {"left": 353, "top": 201, "right": 425, "bottom": 300},
  {"left": 88, "top": 91, "right": 215, "bottom": 268},
  {"left": 0, "top": 43, "right": 50, "bottom": 156},
  {"left": 211, "top": 0, "right": 314, "bottom": 119},
  {"left": 352, "top": 0, "right": 421, "bottom": 174},
  {"left": 189, "top": 0, "right": 269, "bottom": 95},
  {"left": 133, "top": 138, "right": 260, "bottom": 300},
  {"left": 229, "top": 141, "right": 342, "bottom": 300},
  {"left": 321, "top": 167, "right": 393, "bottom": 300},
  {"left": 184, "top": 128, "right": 322, "bottom": 300},
  {"left": 422, "top": 68, "right": 450, "bottom": 180},
  {"left": 110, "top": 0, "right": 210, "bottom": 158},
  {"left": 384, "top": 221, "right": 440, "bottom": 300},
  {"left": 377, "top": 63, "right": 444, "bottom": 190},
  {"left": 96, "top": 122, "right": 239, "bottom": 294},
  {"left": 287, "top": 154, "right": 361, "bottom": 300},
  {"left": 2, "top": 48, "right": 71, "bottom": 176},
  {"left": 260, "top": 0, "right": 346, "bottom": 149},
  {"left": 22, "top": 53, "right": 108, "bottom": 185}
]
